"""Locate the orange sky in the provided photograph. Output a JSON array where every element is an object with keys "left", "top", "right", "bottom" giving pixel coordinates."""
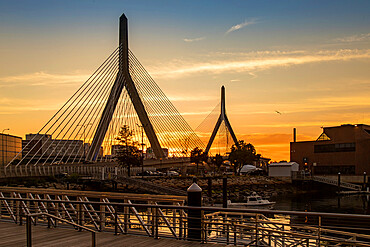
[{"left": 1, "top": 1, "right": 370, "bottom": 162}]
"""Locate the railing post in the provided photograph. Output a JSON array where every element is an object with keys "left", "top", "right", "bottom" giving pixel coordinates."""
[
  {"left": 363, "top": 172, "right": 367, "bottom": 191},
  {"left": 91, "top": 232, "right": 96, "bottom": 247},
  {"left": 124, "top": 199, "right": 128, "bottom": 234},
  {"left": 233, "top": 219, "right": 237, "bottom": 246},
  {"left": 255, "top": 214, "right": 258, "bottom": 247},
  {"left": 114, "top": 205, "right": 118, "bottom": 235},
  {"left": 155, "top": 207, "right": 159, "bottom": 239},
  {"left": 26, "top": 215, "right": 32, "bottom": 247},
  {"left": 179, "top": 205, "right": 183, "bottom": 239},
  {"left": 187, "top": 182, "right": 202, "bottom": 241},
  {"left": 226, "top": 223, "right": 230, "bottom": 244},
  {"left": 47, "top": 202, "right": 51, "bottom": 228},
  {"left": 100, "top": 198, "right": 105, "bottom": 231},
  {"left": 19, "top": 204, "right": 23, "bottom": 226},
  {"left": 317, "top": 216, "right": 321, "bottom": 246}
]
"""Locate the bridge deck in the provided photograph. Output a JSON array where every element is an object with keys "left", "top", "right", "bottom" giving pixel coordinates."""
[{"left": 0, "top": 221, "right": 219, "bottom": 247}]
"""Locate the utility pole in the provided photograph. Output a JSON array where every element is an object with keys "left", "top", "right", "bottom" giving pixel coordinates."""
[
  {"left": 78, "top": 124, "right": 92, "bottom": 162},
  {"left": 2, "top": 128, "right": 10, "bottom": 165},
  {"left": 137, "top": 124, "right": 147, "bottom": 178}
]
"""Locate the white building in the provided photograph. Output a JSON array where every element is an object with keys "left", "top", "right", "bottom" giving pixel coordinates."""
[{"left": 268, "top": 162, "right": 299, "bottom": 177}]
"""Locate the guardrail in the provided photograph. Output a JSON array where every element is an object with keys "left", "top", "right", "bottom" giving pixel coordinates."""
[
  {"left": 24, "top": 212, "right": 96, "bottom": 247},
  {"left": 1, "top": 196, "right": 370, "bottom": 246}
]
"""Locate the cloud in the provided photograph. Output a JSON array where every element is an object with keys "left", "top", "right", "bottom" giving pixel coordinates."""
[
  {"left": 0, "top": 71, "right": 91, "bottom": 87},
  {"left": 334, "top": 33, "right": 370, "bottom": 43},
  {"left": 226, "top": 19, "right": 257, "bottom": 34},
  {"left": 183, "top": 37, "right": 205, "bottom": 42},
  {"left": 150, "top": 49, "right": 370, "bottom": 78}
]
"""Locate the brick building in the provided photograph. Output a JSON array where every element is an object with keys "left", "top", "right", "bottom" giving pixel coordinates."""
[{"left": 290, "top": 124, "right": 370, "bottom": 175}]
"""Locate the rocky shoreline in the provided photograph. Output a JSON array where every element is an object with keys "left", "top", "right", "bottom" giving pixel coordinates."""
[
  {"left": 1, "top": 175, "right": 299, "bottom": 204},
  {"left": 144, "top": 175, "right": 296, "bottom": 204}
]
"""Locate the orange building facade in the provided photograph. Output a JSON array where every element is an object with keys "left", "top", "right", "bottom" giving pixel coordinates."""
[{"left": 290, "top": 124, "right": 370, "bottom": 175}]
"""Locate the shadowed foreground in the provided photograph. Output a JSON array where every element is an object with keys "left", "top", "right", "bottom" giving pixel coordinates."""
[{"left": 0, "top": 221, "right": 220, "bottom": 247}]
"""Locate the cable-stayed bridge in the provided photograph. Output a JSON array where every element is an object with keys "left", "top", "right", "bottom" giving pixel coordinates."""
[{"left": 6, "top": 14, "right": 205, "bottom": 170}]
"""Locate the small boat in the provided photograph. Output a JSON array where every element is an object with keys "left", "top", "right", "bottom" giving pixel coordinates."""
[{"left": 227, "top": 192, "right": 275, "bottom": 209}]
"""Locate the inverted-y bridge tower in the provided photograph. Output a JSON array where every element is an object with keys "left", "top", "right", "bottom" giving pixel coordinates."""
[
  {"left": 9, "top": 13, "right": 204, "bottom": 167},
  {"left": 205, "top": 86, "right": 238, "bottom": 154},
  {"left": 87, "top": 14, "right": 163, "bottom": 161}
]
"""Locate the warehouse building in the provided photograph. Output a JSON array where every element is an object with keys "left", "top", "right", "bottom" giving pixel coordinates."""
[{"left": 290, "top": 124, "right": 370, "bottom": 175}]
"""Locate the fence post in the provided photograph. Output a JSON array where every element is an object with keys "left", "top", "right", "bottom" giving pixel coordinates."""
[{"left": 187, "top": 182, "right": 202, "bottom": 241}]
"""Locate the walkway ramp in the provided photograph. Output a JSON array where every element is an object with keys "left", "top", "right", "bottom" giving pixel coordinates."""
[
  {"left": 312, "top": 176, "right": 362, "bottom": 191},
  {"left": 0, "top": 221, "right": 218, "bottom": 247}
]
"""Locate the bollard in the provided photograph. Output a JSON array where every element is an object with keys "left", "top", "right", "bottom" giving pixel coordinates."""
[
  {"left": 337, "top": 172, "right": 341, "bottom": 193},
  {"left": 223, "top": 177, "right": 228, "bottom": 208},
  {"left": 187, "top": 182, "right": 202, "bottom": 241}
]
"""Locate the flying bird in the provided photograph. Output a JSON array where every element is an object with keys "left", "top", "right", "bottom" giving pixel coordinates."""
[{"left": 275, "top": 110, "right": 282, "bottom": 115}]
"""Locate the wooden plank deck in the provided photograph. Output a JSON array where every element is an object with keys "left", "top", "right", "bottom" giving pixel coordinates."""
[{"left": 0, "top": 221, "right": 221, "bottom": 247}]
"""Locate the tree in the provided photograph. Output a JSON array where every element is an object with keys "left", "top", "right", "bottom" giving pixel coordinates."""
[
  {"left": 210, "top": 154, "right": 224, "bottom": 175},
  {"left": 228, "top": 140, "right": 260, "bottom": 175},
  {"left": 115, "top": 125, "right": 141, "bottom": 177},
  {"left": 190, "top": 147, "right": 207, "bottom": 176}
]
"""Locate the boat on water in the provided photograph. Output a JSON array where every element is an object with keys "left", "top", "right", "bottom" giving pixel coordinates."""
[{"left": 227, "top": 192, "right": 275, "bottom": 209}]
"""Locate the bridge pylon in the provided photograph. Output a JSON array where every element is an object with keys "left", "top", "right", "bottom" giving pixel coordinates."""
[
  {"left": 205, "top": 86, "right": 238, "bottom": 154},
  {"left": 87, "top": 14, "right": 164, "bottom": 161}
]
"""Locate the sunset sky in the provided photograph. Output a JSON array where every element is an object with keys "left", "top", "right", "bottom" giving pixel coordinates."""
[{"left": 1, "top": 0, "right": 370, "bottom": 161}]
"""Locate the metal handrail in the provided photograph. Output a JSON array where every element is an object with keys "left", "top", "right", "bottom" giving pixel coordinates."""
[
  {"left": 1, "top": 197, "right": 370, "bottom": 220},
  {"left": 26, "top": 212, "right": 96, "bottom": 247},
  {"left": 0, "top": 196, "right": 369, "bottom": 246}
]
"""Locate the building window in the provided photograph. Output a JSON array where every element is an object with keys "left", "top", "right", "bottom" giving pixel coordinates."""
[
  {"left": 314, "top": 143, "right": 355, "bottom": 153},
  {"left": 314, "top": 165, "right": 355, "bottom": 175}
]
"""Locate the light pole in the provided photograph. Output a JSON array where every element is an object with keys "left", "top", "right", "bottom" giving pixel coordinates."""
[
  {"left": 2, "top": 128, "right": 10, "bottom": 165},
  {"left": 137, "top": 124, "right": 147, "bottom": 178},
  {"left": 78, "top": 124, "right": 92, "bottom": 162}
]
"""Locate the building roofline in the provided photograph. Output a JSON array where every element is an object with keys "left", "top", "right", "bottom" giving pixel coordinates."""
[{"left": 0, "top": 133, "right": 22, "bottom": 140}]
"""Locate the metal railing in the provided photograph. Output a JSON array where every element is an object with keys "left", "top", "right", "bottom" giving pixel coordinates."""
[
  {"left": 1, "top": 196, "right": 370, "bottom": 246},
  {"left": 24, "top": 212, "right": 96, "bottom": 247}
]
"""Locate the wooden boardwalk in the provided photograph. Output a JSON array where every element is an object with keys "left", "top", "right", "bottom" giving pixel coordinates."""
[{"left": 0, "top": 221, "right": 221, "bottom": 247}]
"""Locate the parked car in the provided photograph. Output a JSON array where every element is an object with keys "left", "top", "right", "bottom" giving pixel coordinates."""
[
  {"left": 167, "top": 170, "right": 179, "bottom": 176},
  {"left": 137, "top": 171, "right": 153, "bottom": 176}
]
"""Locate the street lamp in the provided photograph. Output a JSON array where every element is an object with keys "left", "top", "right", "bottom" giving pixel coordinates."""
[
  {"left": 2, "top": 128, "right": 10, "bottom": 165},
  {"left": 137, "top": 124, "right": 147, "bottom": 178},
  {"left": 78, "top": 124, "right": 92, "bottom": 161}
]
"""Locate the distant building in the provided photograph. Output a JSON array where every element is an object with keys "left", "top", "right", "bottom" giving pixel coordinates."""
[
  {"left": 22, "top": 133, "right": 96, "bottom": 163},
  {"left": 0, "top": 133, "right": 22, "bottom": 165},
  {"left": 268, "top": 162, "right": 299, "bottom": 177},
  {"left": 290, "top": 124, "right": 370, "bottom": 175}
]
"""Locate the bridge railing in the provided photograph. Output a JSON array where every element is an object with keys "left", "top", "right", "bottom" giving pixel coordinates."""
[{"left": 0, "top": 191, "right": 370, "bottom": 246}]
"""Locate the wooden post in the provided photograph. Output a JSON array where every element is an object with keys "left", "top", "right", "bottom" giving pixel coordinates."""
[{"left": 100, "top": 198, "right": 105, "bottom": 231}]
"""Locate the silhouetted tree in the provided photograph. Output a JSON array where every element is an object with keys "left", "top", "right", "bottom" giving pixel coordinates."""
[
  {"left": 229, "top": 140, "right": 260, "bottom": 175},
  {"left": 211, "top": 154, "right": 224, "bottom": 175},
  {"left": 190, "top": 147, "right": 208, "bottom": 176},
  {"left": 116, "top": 125, "right": 141, "bottom": 177}
]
